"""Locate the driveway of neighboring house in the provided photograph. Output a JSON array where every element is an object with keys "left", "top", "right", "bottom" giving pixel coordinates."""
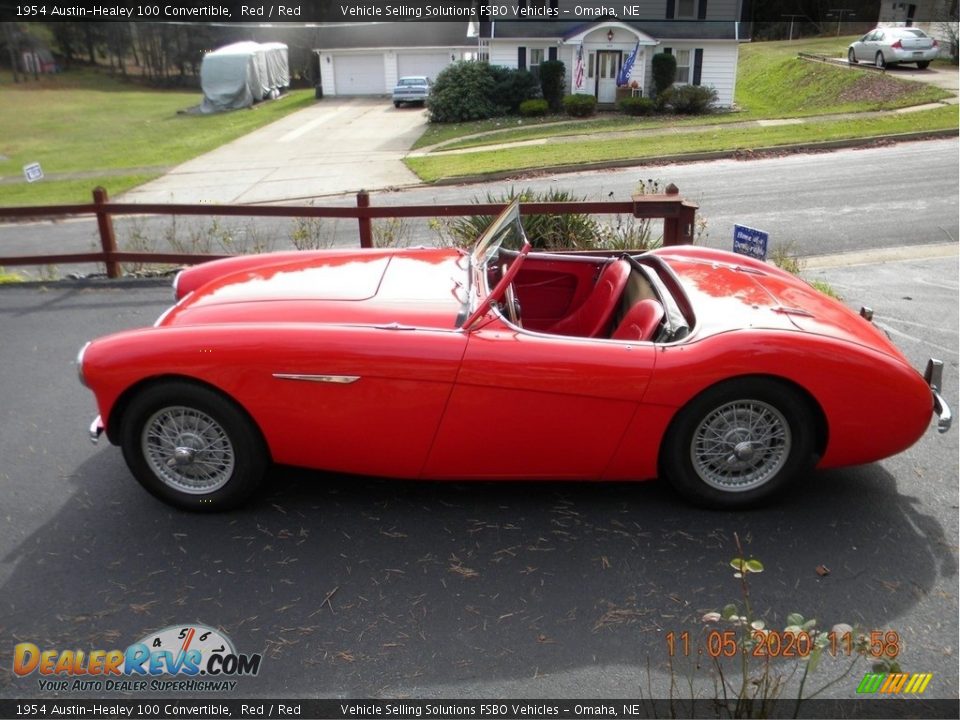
[
  {"left": 883, "top": 63, "right": 960, "bottom": 98},
  {"left": 119, "top": 98, "right": 428, "bottom": 205}
]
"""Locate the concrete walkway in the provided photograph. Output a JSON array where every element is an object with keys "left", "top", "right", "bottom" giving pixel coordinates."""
[{"left": 119, "top": 98, "right": 427, "bottom": 205}]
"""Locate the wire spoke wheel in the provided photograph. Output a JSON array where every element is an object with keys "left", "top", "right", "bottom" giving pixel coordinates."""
[
  {"left": 691, "top": 399, "right": 791, "bottom": 492},
  {"left": 141, "top": 405, "right": 236, "bottom": 494},
  {"left": 662, "top": 378, "right": 816, "bottom": 508}
]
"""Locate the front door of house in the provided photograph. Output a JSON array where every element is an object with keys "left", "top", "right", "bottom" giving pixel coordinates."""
[{"left": 596, "top": 50, "right": 621, "bottom": 103}]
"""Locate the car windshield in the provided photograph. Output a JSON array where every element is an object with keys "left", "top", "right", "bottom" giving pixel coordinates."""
[
  {"left": 398, "top": 78, "right": 427, "bottom": 86},
  {"left": 470, "top": 200, "right": 526, "bottom": 269}
]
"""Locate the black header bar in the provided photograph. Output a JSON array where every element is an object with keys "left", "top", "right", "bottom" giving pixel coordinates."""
[
  {"left": 0, "top": 1, "right": 945, "bottom": 24},
  {"left": 2, "top": 698, "right": 960, "bottom": 720}
]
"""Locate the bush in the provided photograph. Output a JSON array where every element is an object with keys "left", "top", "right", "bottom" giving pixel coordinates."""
[
  {"left": 518, "top": 98, "right": 549, "bottom": 117},
  {"left": 427, "top": 61, "right": 497, "bottom": 123},
  {"left": 618, "top": 96, "right": 656, "bottom": 116},
  {"left": 562, "top": 93, "right": 597, "bottom": 117},
  {"left": 489, "top": 65, "right": 541, "bottom": 114},
  {"left": 538, "top": 60, "right": 566, "bottom": 112},
  {"left": 661, "top": 85, "right": 718, "bottom": 114},
  {"left": 441, "top": 187, "right": 600, "bottom": 250},
  {"left": 651, "top": 53, "right": 677, "bottom": 97}
]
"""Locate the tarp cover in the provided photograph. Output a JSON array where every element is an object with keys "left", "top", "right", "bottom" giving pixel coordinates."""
[{"left": 200, "top": 42, "right": 289, "bottom": 113}]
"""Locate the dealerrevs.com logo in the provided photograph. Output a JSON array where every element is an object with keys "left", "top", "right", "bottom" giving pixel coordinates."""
[{"left": 14, "top": 623, "right": 262, "bottom": 693}]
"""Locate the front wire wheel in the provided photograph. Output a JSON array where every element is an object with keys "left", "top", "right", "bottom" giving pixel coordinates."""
[
  {"left": 662, "top": 379, "right": 817, "bottom": 509},
  {"left": 120, "top": 381, "right": 268, "bottom": 511},
  {"left": 142, "top": 406, "right": 236, "bottom": 495}
]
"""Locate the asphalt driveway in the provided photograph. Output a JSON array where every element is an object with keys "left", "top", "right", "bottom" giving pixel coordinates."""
[{"left": 119, "top": 98, "right": 428, "bottom": 205}]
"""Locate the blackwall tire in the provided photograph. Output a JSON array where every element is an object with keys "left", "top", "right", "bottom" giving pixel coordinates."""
[
  {"left": 120, "top": 381, "right": 268, "bottom": 511},
  {"left": 661, "top": 378, "right": 817, "bottom": 509}
]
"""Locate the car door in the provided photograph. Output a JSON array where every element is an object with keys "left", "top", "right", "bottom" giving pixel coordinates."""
[
  {"left": 857, "top": 31, "right": 876, "bottom": 61},
  {"left": 422, "top": 325, "right": 656, "bottom": 479}
]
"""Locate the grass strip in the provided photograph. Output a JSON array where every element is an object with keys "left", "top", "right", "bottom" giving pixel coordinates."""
[{"left": 405, "top": 106, "right": 959, "bottom": 182}]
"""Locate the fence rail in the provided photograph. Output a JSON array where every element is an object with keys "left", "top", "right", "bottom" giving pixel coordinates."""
[{"left": 0, "top": 186, "right": 699, "bottom": 278}]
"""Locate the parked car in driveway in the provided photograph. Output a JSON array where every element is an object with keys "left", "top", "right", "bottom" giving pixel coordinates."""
[
  {"left": 77, "top": 201, "right": 951, "bottom": 512},
  {"left": 848, "top": 27, "right": 940, "bottom": 69},
  {"left": 392, "top": 75, "right": 430, "bottom": 107}
]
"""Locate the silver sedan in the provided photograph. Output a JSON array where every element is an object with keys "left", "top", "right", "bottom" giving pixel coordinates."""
[{"left": 848, "top": 27, "right": 940, "bottom": 69}]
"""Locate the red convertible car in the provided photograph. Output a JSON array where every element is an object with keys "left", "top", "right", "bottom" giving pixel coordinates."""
[{"left": 78, "top": 201, "right": 950, "bottom": 511}]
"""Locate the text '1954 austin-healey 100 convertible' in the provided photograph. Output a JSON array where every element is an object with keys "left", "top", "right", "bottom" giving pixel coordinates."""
[{"left": 78, "top": 201, "right": 951, "bottom": 511}]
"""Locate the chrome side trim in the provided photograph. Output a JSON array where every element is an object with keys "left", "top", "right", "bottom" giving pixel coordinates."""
[
  {"left": 933, "top": 391, "right": 952, "bottom": 434},
  {"left": 272, "top": 373, "right": 360, "bottom": 384},
  {"left": 89, "top": 415, "right": 103, "bottom": 444}
]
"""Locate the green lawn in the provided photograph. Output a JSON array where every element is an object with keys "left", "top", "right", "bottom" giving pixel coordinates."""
[
  {"left": 406, "top": 106, "right": 959, "bottom": 181},
  {"left": 0, "top": 69, "right": 314, "bottom": 206},
  {"left": 411, "top": 35, "right": 952, "bottom": 156}
]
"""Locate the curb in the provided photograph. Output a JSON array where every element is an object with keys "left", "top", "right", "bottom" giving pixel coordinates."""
[{"left": 426, "top": 128, "right": 959, "bottom": 186}]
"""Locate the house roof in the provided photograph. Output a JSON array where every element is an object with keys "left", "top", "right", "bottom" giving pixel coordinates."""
[{"left": 316, "top": 22, "right": 480, "bottom": 49}]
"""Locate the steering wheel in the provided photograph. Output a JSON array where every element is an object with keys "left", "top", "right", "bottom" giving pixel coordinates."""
[{"left": 501, "top": 262, "right": 522, "bottom": 328}]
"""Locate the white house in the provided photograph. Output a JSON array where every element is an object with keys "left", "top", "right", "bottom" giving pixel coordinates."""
[{"left": 317, "top": 1, "right": 748, "bottom": 107}]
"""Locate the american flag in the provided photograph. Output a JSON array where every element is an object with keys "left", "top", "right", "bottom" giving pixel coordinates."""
[
  {"left": 617, "top": 42, "right": 640, "bottom": 86},
  {"left": 574, "top": 44, "right": 585, "bottom": 91}
]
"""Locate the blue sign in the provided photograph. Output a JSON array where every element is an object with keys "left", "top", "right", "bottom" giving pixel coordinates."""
[
  {"left": 23, "top": 162, "right": 43, "bottom": 183},
  {"left": 733, "top": 224, "right": 769, "bottom": 261}
]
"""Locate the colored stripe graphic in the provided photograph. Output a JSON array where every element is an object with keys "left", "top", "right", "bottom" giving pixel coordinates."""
[
  {"left": 857, "top": 673, "right": 932, "bottom": 695},
  {"left": 857, "top": 674, "right": 885, "bottom": 693}
]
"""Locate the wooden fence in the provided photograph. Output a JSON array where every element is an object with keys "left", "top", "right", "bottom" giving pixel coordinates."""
[{"left": 0, "top": 186, "right": 699, "bottom": 278}]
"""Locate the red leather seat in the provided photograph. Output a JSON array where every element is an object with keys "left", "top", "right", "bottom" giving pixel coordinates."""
[
  {"left": 548, "top": 259, "right": 631, "bottom": 338},
  {"left": 612, "top": 299, "right": 665, "bottom": 342}
]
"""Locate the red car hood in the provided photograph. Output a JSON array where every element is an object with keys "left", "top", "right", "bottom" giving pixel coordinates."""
[
  {"left": 162, "top": 247, "right": 470, "bottom": 330},
  {"left": 658, "top": 247, "right": 910, "bottom": 363}
]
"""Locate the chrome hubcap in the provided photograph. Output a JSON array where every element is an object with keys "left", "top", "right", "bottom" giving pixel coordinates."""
[
  {"left": 142, "top": 406, "right": 235, "bottom": 494},
  {"left": 691, "top": 400, "right": 791, "bottom": 492}
]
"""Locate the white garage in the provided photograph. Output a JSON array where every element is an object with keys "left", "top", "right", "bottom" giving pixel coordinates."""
[
  {"left": 333, "top": 54, "right": 385, "bottom": 95},
  {"left": 397, "top": 51, "right": 453, "bottom": 82}
]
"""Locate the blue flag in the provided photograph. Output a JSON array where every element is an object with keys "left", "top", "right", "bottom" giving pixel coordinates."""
[{"left": 617, "top": 42, "right": 640, "bottom": 86}]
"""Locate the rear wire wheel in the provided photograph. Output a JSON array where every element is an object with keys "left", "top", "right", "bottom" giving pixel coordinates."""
[
  {"left": 661, "top": 378, "right": 817, "bottom": 509},
  {"left": 120, "top": 381, "right": 268, "bottom": 511}
]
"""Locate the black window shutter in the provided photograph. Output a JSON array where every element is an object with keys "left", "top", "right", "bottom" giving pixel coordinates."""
[
  {"left": 698, "top": 0, "right": 707, "bottom": 20},
  {"left": 666, "top": 0, "right": 675, "bottom": 18},
  {"left": 693, "top": 48, "right": 703, "bottom": 85},
  {"left": 518, "top": 47, "right": 526, "bottom": 70},
  {"left": 550, "top": 0, "right": 559, "bottom": 10},
  {"left": 548, "top": 46, "right": 557, "bottom": 61}
]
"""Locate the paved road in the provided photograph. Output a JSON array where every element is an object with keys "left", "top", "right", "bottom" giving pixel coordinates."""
[
  {"left": 119, "top": 98, "right": 427, "bottom": 205},
  {"left": 2, "top": 138, "right": 957, "bottom": 279},
  {"left": 0, "top": 253, "right": 956, "bottom": 703}
]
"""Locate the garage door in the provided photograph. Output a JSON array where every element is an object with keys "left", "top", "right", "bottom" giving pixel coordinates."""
[
  {"left": 397, "top": 52, "right": 452, "bottom": 82},
  {"left": 334, "top": 54, "right": 385, "bottom": 95}
]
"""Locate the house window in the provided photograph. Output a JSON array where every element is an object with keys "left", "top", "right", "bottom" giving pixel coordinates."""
[
  {"left": 677, "top": 0, "right": 696, "bottom": 18},
  {"left": 588, "top": 52, "right": 595, "bottom": 78},
  {"left": 530, "top": 48, "right": 545, "bottom": 66},
  {"left": 674, "top": 49, "right": 691, "bottom": 83}
]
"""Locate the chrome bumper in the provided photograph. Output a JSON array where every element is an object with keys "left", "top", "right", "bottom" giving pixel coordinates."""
[
  {"left": 925, "top": 359, "right": 952, "bottom": 434},
  {"left": 89, "top": 415, "right": 104, "bottom": 444}
]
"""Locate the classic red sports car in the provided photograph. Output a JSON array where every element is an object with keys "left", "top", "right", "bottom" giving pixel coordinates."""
[{"left": 78, "top": 201, "right": 950, "bottom": 511}]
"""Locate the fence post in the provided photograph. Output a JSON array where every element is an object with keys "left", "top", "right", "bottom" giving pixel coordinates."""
[
  {"left": 357, "top": 190, "right": 373, "bottom": 249},
  {"left": 93, "top": 187, "right": 120, "bottom": 278},
  {"left": 662, "top": 184, "right": 680, "bottom": 247},
  {"left": 659, "top": 183, "right": 697, "bottom": 247}
]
